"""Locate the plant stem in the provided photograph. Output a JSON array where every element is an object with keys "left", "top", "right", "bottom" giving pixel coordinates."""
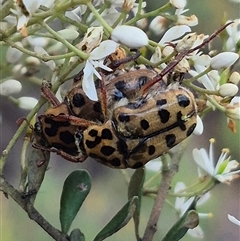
[{"left": 142, "top": 139, "right": 189, "bottom": 241}]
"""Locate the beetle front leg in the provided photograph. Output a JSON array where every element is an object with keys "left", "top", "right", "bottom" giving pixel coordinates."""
[{"left": 48, "top": 114, "right": 96, "bottom": 128}]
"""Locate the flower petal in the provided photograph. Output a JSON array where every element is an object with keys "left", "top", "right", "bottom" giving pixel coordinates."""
[
  {"left": 228, "top": 214, "right": 240, "bottom": 226},
  {"left": 159, "top": 25, "right": 191, "bottom": 45},
  {"left": 82, "top": 61, "right": 98, "bottom": 101},
  {"left": 90, "top": 40, "right": 119, "bottom": 60},
  {"left": 210, "top": 52, "right": 239, "bottom": 70}
]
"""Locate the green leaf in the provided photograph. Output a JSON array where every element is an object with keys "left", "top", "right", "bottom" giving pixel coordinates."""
[
  {"left": 94, "top": 196, "right": 138, "bottom": 241},
  {"left": 162, "top": 210, "right": 199, "bottom": 241},
  {"left": 60, "top": 170, "right": 91, "bottom": 234},
  {"left": 70, "top": 228, "right": 85, "bottom": 241},
  {"left": 128, "top": 167, "right": 145, "bottom": 239}
]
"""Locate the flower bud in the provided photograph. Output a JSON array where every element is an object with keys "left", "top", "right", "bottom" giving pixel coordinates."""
[
  {"left": 149, "top": 16, "right": 166, "bottom": 35},
  {"left": 229, "top": 71, "right": 240, "bottom": 85},
  {"left": 6, "top": 43, "right": 23, "bottom": 63},
  {"left": 0, "top": 79, "right": 22, "bottom": 96},
  {"left": 57, "top": 29, "right": 79, "bottom": 41},
  {"left": 17, "top": 97, "right": 38, "bottom": 110},
  {"left": 162, "top": 45, "right": 174, "bottom": 57},
  {"left": 111, "top": 25, "right": 149, "bottom": 48},
  {"left": 210, "top": 52, "right": 239, "bottom": 70},
  {"left": 219, "top": 83, "right": 239, "bottom": 97},
  {"left": 25, "top": 56, "right": 41, "bottom": 66}
]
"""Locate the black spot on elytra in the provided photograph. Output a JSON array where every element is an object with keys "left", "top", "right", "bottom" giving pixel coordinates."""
[
  {"left": 93, "top": 102, "right": 102, "bottom": 113},
  {"left": 148, "top": 145, "right": 155, "bottom": 155},
  {"left": 59, "top": 131, "right": 75, "bottom": 144},
  {"left": 88, "top": 129, "right": 98, "bottom": 137},
  {"left": 115, "top": 80, "right": 126, "bottom": 91},
  {"left": 117, "top": 139, "right": 128, "bottom": 157},
  {"left": 177, "top": 94, "right": 190, "bottom": 107},
  {"left": 44, "top": 119, "right": 70, "bottom": 137},
  {"left": 109, "top": 158, "right": 122, "bottom": 167},
  {"left": 72, "top": 93, "right": 86, "bottom": 107},
  {"left": 165, "top": 134, "right": 176, "bottom": 148},
  {"left": 140, "top": 119, "right": 150, "bottom": 130},
  {"left": 158, "top": 109, "right": 170, "bottom": 123},
  {"left": 85, "top": 136, "right": 101, "bottom": 149},
  {"left": 138, "top": 76, "right": 148, "bottom": 88},
  {"left": 176, "top": 111, "right": 187, "bottom": 131},
  {"left": 156, "top": 99, "right": 167, "bottom": 106},
  {"left": 101, "top": 128, "right": 113, "bottom": 139},
  {"left": 187, "top": 123, "right": 196, "bottom": 136},
  {"left": 118, "top": 113, "right": 130, "bottom": 122},
  {"left": 100, "top": 146, "right": 115, "bottom": 156}
]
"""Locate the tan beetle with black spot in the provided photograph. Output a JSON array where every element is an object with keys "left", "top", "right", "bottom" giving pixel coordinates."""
[{"left": 33, "top": 23, "right": 231, "bottom": 168}]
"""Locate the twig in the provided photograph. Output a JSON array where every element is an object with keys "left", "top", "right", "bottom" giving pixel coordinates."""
[{"left": 142, "top": 139, "right": 190, "bottom": 241}]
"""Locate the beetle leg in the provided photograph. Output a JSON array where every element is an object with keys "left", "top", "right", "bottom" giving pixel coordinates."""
[
  {"left": 99, "top": 72, "right": 108, "bottom": 119},
  {"left": 41, "top": 81, "right": 61, "bottom": 107},
  {"left": 32, "top": 143, "right": 87, "bottom": 163},
  {"left": 48, "top": 114, "right": 96, "bottom": 128}
]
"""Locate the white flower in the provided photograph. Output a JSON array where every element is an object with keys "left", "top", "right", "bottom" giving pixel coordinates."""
[
  {"left": 228, "top": 214, "right": 240, "bottom": 226},
  {"left": 193, "top": 138, "right": 240, "bottom": 184},
  {"left": 111, "top": 25, "right": 149, "bottom": 48},
  {"left": 0, "top": 79, "right": 22, "bottom": 96},
  {"left": 176, "top": 14, "right": 198, "bottom": 26},
  {"left": 12, "top": 0, "right": 55, "bottom": 34},
  {"left": 82, "top": 40, "right": 119, "bottom": 101},
  {"left": 77, "top": 26, "right": 104, "bottom": 53},
  {"left": 17, "top": 97, "right": 38, "bottom": 110},
  {"left": 210, "top": 52, "right": 239, "bottom": 70}
]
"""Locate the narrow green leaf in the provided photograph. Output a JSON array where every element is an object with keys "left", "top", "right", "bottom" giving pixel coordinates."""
[
  {"left": 70, "top": 228, "right": 85, "bottom": 241},
  {"left": 60, "top": 170, "right": 91, "bottom": 234},
  {"left": 162, "top": 210, "right": 199, "bottom": 241},
  {"left": 94, "top": 196, "right": 138, "bottom": 241},
  {"left": 128, "top": 167, "right": 145, "bottom": 239}
]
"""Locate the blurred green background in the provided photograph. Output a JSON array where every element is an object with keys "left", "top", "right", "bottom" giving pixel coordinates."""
[{"left": 1, "top": 0, "right": 240, "bottom": 240}]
